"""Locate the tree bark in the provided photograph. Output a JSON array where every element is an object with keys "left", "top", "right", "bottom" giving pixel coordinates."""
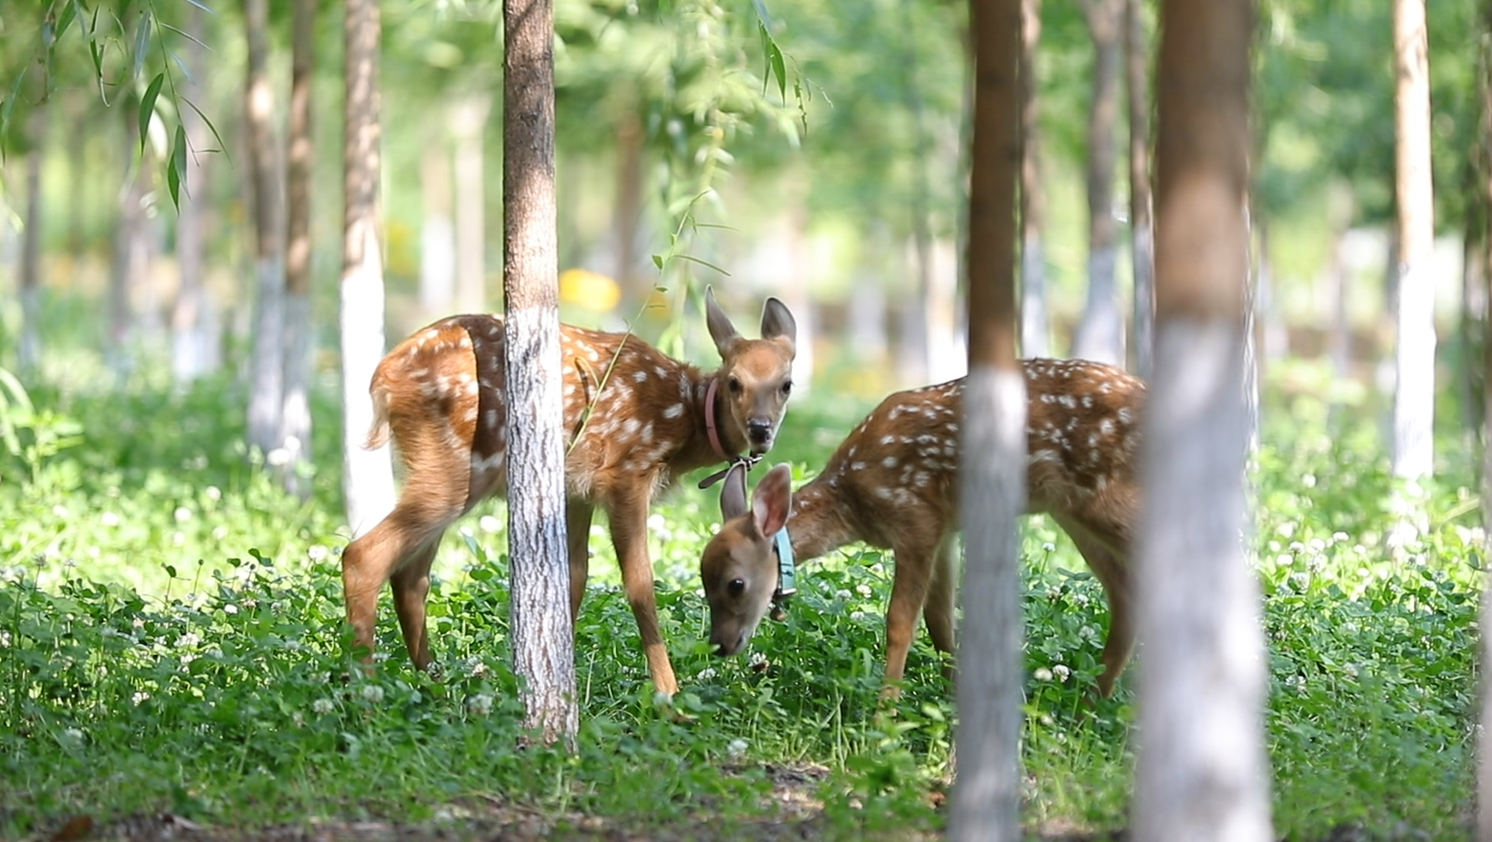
[
  {"left": 504, "top": 0, "right": 578, "bottom": 746},
  {"left": 1133, "top": 2, "right": 1272, "bottom": 840},
  {"left": 244, "top": 0, "right": 286, "bottom": 457},
  {"left": 1071, "top": 0, "right": 1125, "bottom": 366},
  {"left": 281, "top": 0, "right": 317, "bottom": 497},
  {"left": 1476, "top": 3, "right": 1492, "bottom": 835},
  {"left": 109, "top": 102, "right": 154, "bottom": 381},
  {"left": 613, "top": 110, "right": 646, "bottom": 304},
  {"left": 341, "top": 0, "right": 396, "bottom": 537},
  {"left": 171, "top": 2, "right": 217, "bottom": 387},
  {"left": 1019, "top": 0, "right": 1050, "bottom": 359},
  {"left": 1125, "top": 0, "right": 1154, "bottom": 379},
  {"left": 454, "top": 96, "right": 491, "bottom": 314},
  {"left": 1390, "top": 0, "right": 1436, "bottom": 485},
  {"left": 419, "top": 132, "right": 456, "bottom": 318},
  {"left": 899, "top": 10, "right": 935, "bottom": 387},
  {"left": 18, "top": 109, "right": 45, "bottom": 375},
  {"left": 948, "top": 0, "right": 1024, "bottom": 838}
]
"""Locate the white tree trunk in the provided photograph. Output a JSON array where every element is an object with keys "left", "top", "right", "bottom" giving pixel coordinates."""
[
  {"left": 341, "top": 0, "right": 395, "bottom": 538},
  {"left": 248, "top": 257, "right": 286, "bottom": 455},
  {"left": 18, "top": 123, "right": 42, "bottom": 374},
  {"left": 1134, "top": 320, "right": 1272, "bottom": 842},
  {"left": 420, "top": 137, "right": 456, "bottom": 318},
  {"left": 454, "top": 97, "right": 490, "bottom": 315},
  {"left": 1021, "top": 234, "right": 1050, "bottom": 358},
  {"left": 281, "top": 291, "right": 313, "bottom": 495},
  {"left": 171, "top": 2, "right": 214, "bottom": 387},
  {"left": 949, "top": 367, "right": 1026, "bottom": 842},
  {"left": 1073, "top": 246, "right": 1124, "bottom": 365}
]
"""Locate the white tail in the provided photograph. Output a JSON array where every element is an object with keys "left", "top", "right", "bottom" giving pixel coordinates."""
[
  {"left": 343, "top": 287, "right": 797, "bottom": 696},
  {"left": 700, "top": 358, "right": 1145, "bottom": 698}
]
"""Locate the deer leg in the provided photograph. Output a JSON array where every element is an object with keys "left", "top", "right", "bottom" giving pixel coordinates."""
[
  {"left": 923, "top": 535, "right": 958, "bottom": 684},
  {"left": 390, "top": 537, "right": 441, "bottom": 670},
  {"left": 606, "top": 490, "right": 679, "bottom": 696},
  {"left": 567, "top": 501, "right": 595, "bottom": 622},
  {"left": 342, "top": 502, "right": 459, "bottom": 665},
  {"left": 883, "top": 539, "right": 937, "bottom": 693},
  {"left": 1054, "top": 515, "right": 1134, "bottom": 698}
]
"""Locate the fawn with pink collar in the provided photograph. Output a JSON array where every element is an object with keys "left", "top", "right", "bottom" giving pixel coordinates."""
[
  {"left": 699, "top": 358, "right": 1145, "bottom": 697},
  {"left": 343, "top": 287, "right": 796, "bottom": 695}
]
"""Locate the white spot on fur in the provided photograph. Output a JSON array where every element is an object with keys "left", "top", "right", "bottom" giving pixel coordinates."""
[{"left": 663, "top": 403, "right": 684, "bottom": 419}]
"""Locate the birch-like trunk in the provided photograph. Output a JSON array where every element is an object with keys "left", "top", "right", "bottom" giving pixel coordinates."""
[
  {"left": 1134, "top": 1, "right": 1272, "bottom": 838},
  {"left": 1071, "top": 0, "right": 1125, "bottom": 366},
  {"left": 341, "top": 0, "right": 395, "bottom": 538},
  {"left": 419, "top": 135, "right": 456, "bottom": 318},
  {"left": 1019, "top": 0, "right": 1050, "bottom": 359},
  {"left": 281, "top": 0, "right": 317, "bottom": 497},
  {"left": 245, "top": 0, "right": 286, "bottom": 457},
  {"left": 1390, "top": 0, "right": 1436, "bottom": 487},
  {"left": 504, "top": 0, "right": 578, "bottom": 746},
  {"left": 454, "top": 96, "right": 490, "bottom": 315},
  {"left": 1476, "top": 3, "right": 1492, "bottom": 835},
  {"left": 171, "top": 4, "right": 217, "bottom": 387},
  {"left": 18, "top": 111, "right": 44, "bottom": 374},
  {"left": 948, "top": 0, "right": 1024, "bottom": 837},
  {"left": 1125, "top": 0, "right": 1154, "bottom": 379}
]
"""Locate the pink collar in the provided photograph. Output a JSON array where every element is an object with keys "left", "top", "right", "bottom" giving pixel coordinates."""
[{"left": 704, "top": 378, "right": 733, "bottom": 462}]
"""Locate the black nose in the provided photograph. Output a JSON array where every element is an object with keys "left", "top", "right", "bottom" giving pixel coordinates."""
[{"left": 747, "top": 421, "right": 771, "bottom": 441}]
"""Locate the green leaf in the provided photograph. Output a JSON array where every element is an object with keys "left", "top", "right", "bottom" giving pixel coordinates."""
[
  {"left": 55, "top": 1, "right": 80, "bottom": 45},
  {"left": 674, "top": 253, "right": 730, "bottom": 277},
  {"left": 132, "top": 12, "right": 153, "bottom": 83},
  {"left": 168, "top": 123, "right": 186, "bottom": 207},
  {"left": 0, "top": 68, "right": 27, "bottom": 154},
  {"left": 138, "top": 73, "right": 164, "bottom": 151}
]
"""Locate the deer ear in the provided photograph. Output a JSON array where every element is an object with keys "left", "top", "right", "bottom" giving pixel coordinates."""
[
  {"left": 751, "top": 463, "right": 793, "bottom": 538},
  {"left": 759, "top": 297, "right": 797, "bottom": 355},
  {"left": 719, "top": 462, "right": 750, "bottom": 521},
  {"left": 704, "top": 286, "right": 743, "bottom": 357}
]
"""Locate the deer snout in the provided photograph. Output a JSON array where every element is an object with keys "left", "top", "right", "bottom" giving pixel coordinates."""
[
  {"left": 710, "top": 628, "right": 747, "bottom": 657},
  {"left": 746, "top": 419, "right": 774, "bottom": 450}
]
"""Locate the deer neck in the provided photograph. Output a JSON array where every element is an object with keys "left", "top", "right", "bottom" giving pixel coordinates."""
[
  {"left": 685, "top": 372, "right": 751, "bottom": 463},
  {"left": 780, "top": 480, "right": 857, "bottom": 564}
]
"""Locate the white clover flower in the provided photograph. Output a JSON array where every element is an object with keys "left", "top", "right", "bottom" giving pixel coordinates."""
[
  {"left": 868, "top": 562, "right": 885, "bottom": 575},
  {"left": 0, "top": 631, "right": 10, "bottom": 647},
  {"left": 312, "top": 698, "right": 335, "bottom": 715},
  {"left": 52, "top": 505, "right": 70, "bottom": 518},
  {"left": 178, "top": 632, "right": 201, "bottom": 648},
  {"left": 1042, "top": 542, "right": 1057, "bottom": 553},
  {"left": 307, "top": 545, "right": 329, "bottom": 562},
  {"left": 172, "top": 532, "right": 186, "bottom": 546},
  {"left": 835, "top": 589, "right": 852, "bottom": 601},
  {"left": 205, "top": 486, "right": 222, "bottom": 502},
  {"left": 266, "top": 448, "right": 291, "bottom": 467},
  {"left": 291, "top": 711, "right": 305, "bottom": 728},
  {"left": 180, "top": 652, "right": 198, "bottom": 666},
  {"left": 467, "top": 694, "right": 494, "bottom": 717},
  {"left": 1052, "top": 664, "right": 1070, "bottom": 682},
  {"left": 465, "top": 657, "right": 488, "bottom": 678},
  {"left": 1331, "top": 531, "right": 1349, "bottom": 543},
  {"left": 174, "top": 506, "right": 193, "bottom": 523},
  {"left": 205, "top": 647, "right": 223, "bottom": 659},
  {"left": 1038, "top": 714, "right": 1054, "bottom": 727},
  {"left": 212, "top": 525, "right": 229, "bottom": 541},
  {"left": 855, "top": 584, "right": 872, "bottom": 597},
  {"left": 727, "top": 738, "right": 749, "bottom": 761},
  {"left": 1073, "top": 593, "right": 1090, "bottom": 607},
  {"left": 1034, "top": 667, "right": 1053, "bottom": 682},
  {"left": 653, "top": 690, "right": 674, "bottom": 708},
  {"left": 64, "top": 728, "right": 84, "bottom": 743},
  {"left": 1078, "top": 625, "right": 1097, "bottom": 641},
  {"left": 223, "top": 604, "right": 238, "bottom": 615},
  {"left": 132, "top": 691, "right": 150, "bottom": 705},
  {"left": 101, "top": 512, "right": 120, "bottom": 527},
  {"left": 285, "top": 639, "right": 303, "bottom": 652},
  {"left": 849, "top": 611, "right": 867, "bottom": 621},
  {"left": 696, "top": 667, "right": 717, "bottom": 681},
  {"left": 360, "top": 684, "right": 385, "bottom": 703},
  {"left": 479, "top": 515, "right": 502, "bottom": 534},
  {"left": 749, "top": 651, "right": 768, "bottom": 668}
]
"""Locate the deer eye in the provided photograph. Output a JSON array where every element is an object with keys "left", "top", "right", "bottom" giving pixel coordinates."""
[
  {"left": 781, "top": 380, "right": 793, "bottom": 396},
  {"left": 727, "top": 377, "right": 742, "bottom": 394},
  {"left": 728, "top": 578, "right": 746, "bottom": 596}
]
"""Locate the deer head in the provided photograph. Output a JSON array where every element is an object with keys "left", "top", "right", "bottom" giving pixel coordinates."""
[
  {"left": 705, "top": 286, "right": 797, "bottom": 455},
  {"left": 700, "top": 463, "right": 794, "bottom": 656}
]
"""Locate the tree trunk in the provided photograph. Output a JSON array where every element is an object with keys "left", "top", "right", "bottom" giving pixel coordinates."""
[
  {"left": 281, "top": 0, "right": 317, "bottom": 497},
  {"left": 1125, "top": 0, "right": 1154, "bottom": 378},
  {"left": 454, "top": 96, "right": 491, "bottom": 314},
  {"left": 1019, "top": 0, "right": 1049, "bottom": 359},
  {"left": 18, "top": 110, "right": 45, "bottom": 375},
  {"left": 948, "top": 0, "right": 1024, "bottom": 838},
  {"left": 1071, "top": 0, "right": 1125, "bottom": 366},
  {"left": 244, "top": 0, "right": 286, "bottom": 457},
  {"left": 1477, "top": 3, "right": 1492, "bottom": 835},
  {"left": 504, "top": 0, "right": 578, "bottom": 746},
  {"left": 109, "top": 102, "right": 154, "bottom": 382},
  {"left": 420, "top": 132, "right": 456, "bottom": 318},
  {"left": 613, "top": 110, "right": 646, "bottom": 304},
  {"left": 1133, "top": 2, "right": 1272, "bottom": 840},
  {"left": 171, "top": 2, "right": 217, "bottom": 387},
  {"left": 1390, "top": 0, "right": 1436, "bottom": 486},
  {"left": 341, "top": 0, "right": 395, "bottom": 537}
]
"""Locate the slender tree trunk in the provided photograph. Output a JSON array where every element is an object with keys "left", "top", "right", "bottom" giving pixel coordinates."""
[
  {"left": 1133, "top": 2, "right": 1272, "bottom": 840},
  {"left": 613, "top": 110, "right": 646, "bottom": 303},
  {"left": 341, "top": 0, "right": 395, "bottom": 537},
  {"left": 1476, "top": 3, "right": 1492, "bottom": 835},
  {"left": 454, "top": 96, "right": 490, "bottom": 314},
  {"left": 1072, "top": 0, "right": 1125, "bottom": 366},
  {"left": 18, "top": 110, "right": 45, "bottom": 375},
  {"left": 172, "top": 2, "right": 216, "bottom": 387},
  {"left": 949, "top": 0, "right": 1024, "bottom": 838},
  {"left": 1019, "top": 0, "right": 1050, "bottom": 359},
  {"left": 504, "top": 0, "right": 578, "bottom": 746},
  {"left": 244, "top": 0, "right": 286, "bottom": 457},
  {"left": 1126, "top": 0, "right": 1154, "bottom": 378},
  {"left": 1256, "top": 215, "right": 1288, "bottom": 362},
  {"left": 281, "top": 0, "right": 317, "bottom": 497},
  {"left": 1390, "top": 0, "right": 1436, "bottom": 487},
  {"left": 109, "top": 102, "right": 153, "bottom": 381},
  {"left": 1462, "top": 217, "right": 1485, "bottom": 443},
  {"left": 899, "top": 0, "right": 933, "bottom": 386},
  {"left": 420, "top": 131, "right": 456, "bottom": 318}
]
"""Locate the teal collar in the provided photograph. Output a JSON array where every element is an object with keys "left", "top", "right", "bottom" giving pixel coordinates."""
[{"left": 770, "top": 527, "right": 796, "bottom": 620}]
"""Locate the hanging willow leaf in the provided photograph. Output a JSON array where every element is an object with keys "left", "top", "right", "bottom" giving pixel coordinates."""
[{"left": 138, "top": 72, "right": 164, "bottom": 151}]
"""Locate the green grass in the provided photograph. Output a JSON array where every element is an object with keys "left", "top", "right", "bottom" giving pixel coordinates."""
[{"left": 0, "top": 355, "right": 1482, "bottom": 841}]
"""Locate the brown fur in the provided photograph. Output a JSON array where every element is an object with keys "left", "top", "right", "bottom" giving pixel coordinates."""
[
  {"left": 700, "top": 358, "right": 1145, "bottom": 698},
  {"left": 343, "top": 288, "right": 796, "bottom": 695}
]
